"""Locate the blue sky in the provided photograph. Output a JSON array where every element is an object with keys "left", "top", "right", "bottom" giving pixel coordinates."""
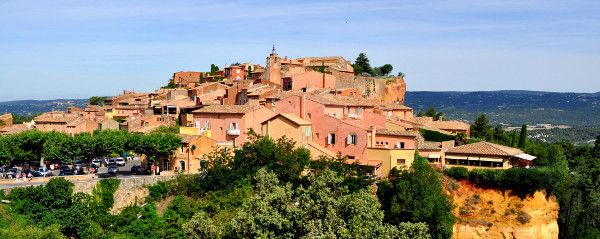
[{"left": 1, "top": 0, "right": 599, "bottom": 101}]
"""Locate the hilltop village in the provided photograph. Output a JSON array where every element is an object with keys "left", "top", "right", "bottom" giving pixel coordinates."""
[{"left": 0, "top": 49, "right": 536, "bottom": 178}]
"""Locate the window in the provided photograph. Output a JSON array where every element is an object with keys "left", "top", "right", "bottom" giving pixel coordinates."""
[
  {"left": 347, "top": 134, "right": 357, "bottom": 145},
  {"left": 236, "top": 69, "right": 240, "bottom": 74},
  {"left": 493, "top": 162, "right": 503, "bottom": 168},
  {"left": 481, "top": 161, "right": 492, "bottom": 167},
  {"left": 469, "top": 160, "right": 480, "bottom": 166},
  {"left": 356, "top": 107, "right": 363, "bottom": 114},
  {"left": 230, "top": 122, "right": 238, "bottom": 130},
  {"left": 205, "top": 121, "right": 209, "bottom": 129},
  {"left": 316, "top": 133, "right": 319, "bottom": 139},
  {"left": 307, "top": 113, "right": 311, "bottom": 119},
  {"left": 271, "top": 99, "right": 276, "bottom": 107},
  {"left": 448, "top": 159, "right": 457, "bottom": 165},
  {"left": 305, "top": 127, "right": 311, "bottom": 136},
  {"left": 327, "top": 133, "right": 336, "bottom": 145},
  {"left": 348, "top": 156, "right": 355, "bottom": 160},
  {"left": 220, "top": 127, "right": 223, "bottom": 133},
  {"left": 180, "top": 146, "right": 184, "bottom": 154},
  {"left": 397, "top": 159, "right": 406, "bottom": 165}
]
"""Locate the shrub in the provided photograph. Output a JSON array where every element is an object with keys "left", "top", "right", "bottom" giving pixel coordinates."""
[
  {"left": 148, "top": 181, "right": 168, "bottom": 201},
  {"left": 445, "top": 167, "right": 469, "bottom": 180},
  {"left": 516, "top": 210, "right": 531, "bottom": 224},
  {"left": 419, "top": 128, "right": 455, "bottom": 142}
]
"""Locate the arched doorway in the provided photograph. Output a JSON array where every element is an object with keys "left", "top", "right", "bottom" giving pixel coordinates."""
[{"left": 179, "top": 161, "right": 186, "bottom": 172}]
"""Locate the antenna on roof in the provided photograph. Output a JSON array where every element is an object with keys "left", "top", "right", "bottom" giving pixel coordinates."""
[{"left": 272, "top": 44, "right": 276, "bottom": 54}]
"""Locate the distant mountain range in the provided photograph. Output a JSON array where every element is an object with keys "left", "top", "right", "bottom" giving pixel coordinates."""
[
  {"left": 0, "top": 99, "right": 88, "bottom": 116},
  {"left": 405, "top": 91, "right": 600, "bottom": 127}
]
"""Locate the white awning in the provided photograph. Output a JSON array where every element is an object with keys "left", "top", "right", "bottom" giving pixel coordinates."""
[
  {"left": 428, "top": 154, "right": 441, "bottom": 158},
  {"left": 446, "top": 155, "right": 468, "bottom": 160},
  {"left": 478, "top": 156, "right": 504, "bottom": 162},
  {"left": 515, "top": 153, "right": 537, "bottom": 161}
]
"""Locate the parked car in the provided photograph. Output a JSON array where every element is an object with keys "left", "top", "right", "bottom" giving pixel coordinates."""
[
  {"left": 130, "top": 165, "right": 148, "bottom": 175},
  {"left": 108, "top": 165, "right": 119, "bottom": 174},
  {"left": 37, "top": 167, "right": 53, "bottom": 177},
  {"left": 115, "top": 157, "right": 126, "bottom": 166},
  {"left": 45, "top": 161, "right": 61, "bottom": 170},
  {"left": 73, "top": 164, "right": 85, "bottom": 175},
  {"left": 107, "top": 158, "right": 116, "bottom": 165},
  {"left": 74, "top": 160, "right": 88, "bottom": 168},
  {"left": 59, "top": 165, "right": 74, "bottom": 176},
  {"left": 4, "top": 167, "right": 18, "bottom": 179},
  {"left": 91, "top": 159, "right": 102, "bottom": 168}
]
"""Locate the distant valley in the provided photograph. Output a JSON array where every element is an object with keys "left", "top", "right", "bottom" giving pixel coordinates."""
[
  {"left": 405, "top": 91, "right": 600, "bottom": 127},
  {"left": 0, "top": 99, "right": 88, "bottom": 116}
]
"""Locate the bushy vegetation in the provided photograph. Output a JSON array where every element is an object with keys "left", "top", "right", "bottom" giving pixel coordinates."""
[
  {"left": 378, "top": 154, "right": 455, "bottom": 238},
  {"left": 0, "top": 131, "right": 446, "bottom": 238},
  {"left": 419, "top": 128, "right": 455, "bottom": 142},
  {"left": 0, "top": 128, "right": 181, "bottom": 167}
]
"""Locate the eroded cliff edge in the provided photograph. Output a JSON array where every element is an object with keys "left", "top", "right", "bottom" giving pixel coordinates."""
[{"left": 449, "top": 180, "right": 559, "bottom": 239}]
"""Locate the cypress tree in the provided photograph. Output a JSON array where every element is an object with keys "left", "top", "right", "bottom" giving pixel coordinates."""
[{"left": 518, "top": 124, "right": 528, "bottom": 149}]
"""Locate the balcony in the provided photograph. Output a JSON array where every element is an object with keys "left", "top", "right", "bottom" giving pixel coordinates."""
[{"left": 227, "top": 129, "right": 240, "bottom": 136}]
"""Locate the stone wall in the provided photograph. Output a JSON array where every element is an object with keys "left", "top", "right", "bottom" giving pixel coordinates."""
[
  {"left": 336, "top": 76, "right": 406, "bottom": 104},
  {"left": 2, "top": 175, "right": 176, "bottom": 215},
  {"left": 75, "top": 175, "right": 177, "bottom": 214}
]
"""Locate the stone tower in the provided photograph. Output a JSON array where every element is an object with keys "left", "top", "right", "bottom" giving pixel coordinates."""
[{"left": 264, "top": 45, "right": 282, "bottom": 85}]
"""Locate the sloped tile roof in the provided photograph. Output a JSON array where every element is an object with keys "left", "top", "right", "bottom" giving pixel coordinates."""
[
  {"left": 375, "top": 129, "right": 420, "bottom": 137},
  {"left": 446, "top": 141, "right": 523, "bottom": 156},
  {"left": 191, "top": 105, "right": 264, "bottom": 114}
]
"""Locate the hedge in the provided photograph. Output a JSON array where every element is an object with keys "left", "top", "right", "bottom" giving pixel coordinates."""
[{"left": 444, "top": 167, "right": 564, "bottom": 198}]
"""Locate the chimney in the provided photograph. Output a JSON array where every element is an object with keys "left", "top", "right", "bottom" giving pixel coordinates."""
[
  {"left": 322, "top": 73, "right": 326, "bottom": 88},
  {"left": 370, "top": 126, "right": 376, "bottom": 147},
  {"left": 300, "top": 94, "right": 306, "bottom": 119}
]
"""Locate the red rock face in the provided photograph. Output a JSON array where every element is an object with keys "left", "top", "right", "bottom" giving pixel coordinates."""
[{"left": 383, "top": 77, "right": 406, "bottom": 104}]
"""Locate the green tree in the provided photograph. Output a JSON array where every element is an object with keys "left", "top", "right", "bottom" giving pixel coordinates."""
[
  {"left": 397, "top": 72, "right": 405, "bottom": 77},
  {"left": 210, "top": 64, "right": 216, "bottom": 75},
  {"left": 518, "top": 124, "right": 528, "bottom": 149},
  {"left": 353, "top": 53, "right": 372, "bottom": 75},
  {"left": 372, "top": 67, "right": 382, "bottom": 77},
  {"left": 164, "top": 79, "right": 176, "bottom": 89},
  {"left": 229, "top": 168, "right": 428, "bottom": 238},
  {"left": 417, "top": 111, "right": 425, "bottom": 117},
  {"left": 129, "top": 132, "right": 181, "bottom": 169},
  {"left": 434, "top": 112, "right": 443, "bottom": 121},
  {"left": 199, "top": 73, "right": 204, "bottom": 84},
  {"left": 493, "top": 125, "right": 507, "bottom": 144},
  {"left": 88, "top": 96, "right": 107, "bottom": 106},
  {"left": 425, "top": 106, "right": 436, "bottom": 117},
  {"left": 0, "top": 119, "right": 5, "bottom": 126},
  {"left": 380, "top": 64, "right": 394, "bottom": 76},
  {"left": 471, "top": 113, "right": 492, "bottom": 140},
  {"left": 378, "top": 156, "right": 455, "bottom": 238}
]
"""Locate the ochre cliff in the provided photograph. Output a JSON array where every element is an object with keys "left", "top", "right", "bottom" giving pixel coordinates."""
[
  {"left": 382, "top": 77, "right": 406, "bottom": 104},
  {"left": 449, "top": 180, "right": 559, "bottom": 239}
]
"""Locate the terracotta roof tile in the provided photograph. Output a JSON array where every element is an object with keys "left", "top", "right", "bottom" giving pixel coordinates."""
[
  {"left": 375, "top": 129, "right": 420, "bottom": 137},
  {"left": 420, "top": 141, "right": 443, "bottom": 150},
  {"left": 306, "top": 94, "right": 377, "bottom": 107},
  {"left": 375, "top": 102, "right": 412, "bottom": 110},
  {"left": 191, "top": 105, "right": 264, "bottom": 114},
  {"left": 446, "top": 141, "right": 523, "bottom": 156}
]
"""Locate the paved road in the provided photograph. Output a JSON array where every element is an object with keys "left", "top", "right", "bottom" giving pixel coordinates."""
[{"left": 0, "top": 159, "right": 151, "bottom": 189}]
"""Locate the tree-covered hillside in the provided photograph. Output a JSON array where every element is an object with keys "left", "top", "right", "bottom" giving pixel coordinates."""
[{"left": 405, "top": 91, "right": 600, "bottom": 127}]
